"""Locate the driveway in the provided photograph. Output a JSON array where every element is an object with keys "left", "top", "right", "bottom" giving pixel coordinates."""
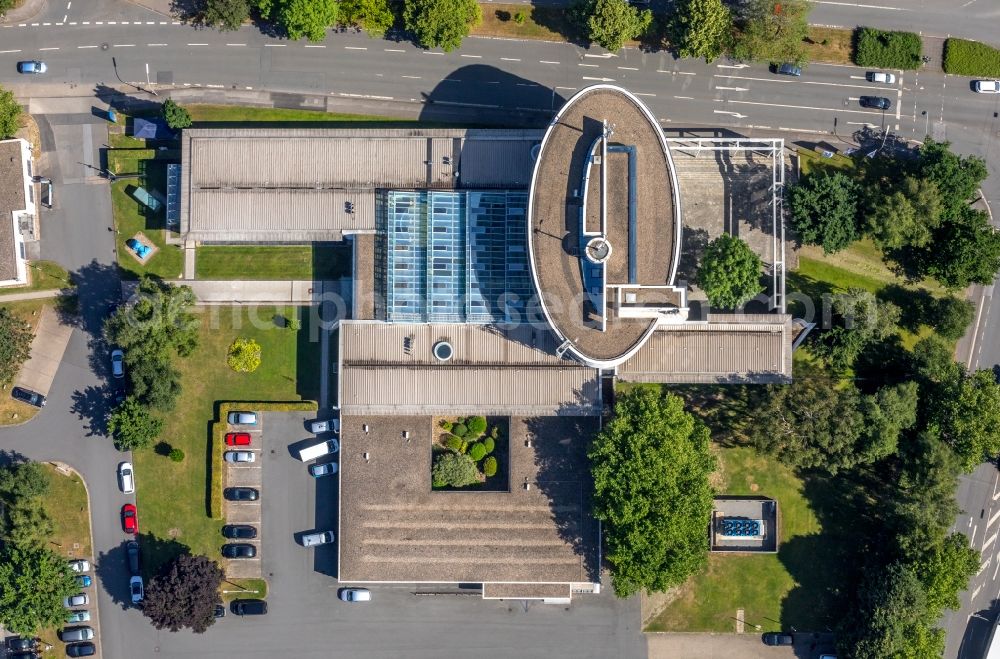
[
  {"left": 15, "top": 305, "right": 73, "bottom": 395},
  {"left": 648, "top": 632, "right": 837, "bottom": 659}
]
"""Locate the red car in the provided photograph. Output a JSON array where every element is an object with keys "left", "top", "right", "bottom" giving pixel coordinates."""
[
  {"left": 225, "top": 432, "right": 251, "bottom": 447},
  {"left": 121, "top": 504, "right": 138, "bottom": 534}
]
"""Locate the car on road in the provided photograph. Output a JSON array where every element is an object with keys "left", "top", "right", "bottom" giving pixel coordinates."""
[
  {"left": 63, "top": 593, "right": 88, "bottom": 608},
  {"left": 865, "top": 71, "right": 896, "bottom": 84},
  {"left": 227, "top": 411, "right": 258, "bottom": 425},
  {"left": 338, "top": 588, "right": 372, "bottom": 602},
  {"left": 65, "top": 642, "right": 95, "bottom": 657},
  {"left": 308, "top": 462, "right": 339, "bottom": 478},
  {"left": 222, "top": 543, "right": 257, "bottom": 559},
  {"left": 11, "top": 386, "right": 46, "bottom": 408},
  {"left": 776, "top": 62, "right": 801, "bottom": 76},
  {"left": 975, "top": 80, "right": 1000, "bottom": 93},
  {"left": 301, "top": 530, "right": 335, "bottom": 547},
  {"left": 762, "top": 632, "right": 794, "bottom": 646},
  {"left": 225, "top": 432, "right": 251, "bottom": 446},
  {"left": 68, "top": 559, "right": 90, "bottom": 573},
  {"left": 224, "top": 487, "right": 259, "bottom": 501},
  {"left": 59, "top": 627, "right": 94, "bottom": 642},
  {"left": 309, "top": 418, "right": 340, "bottom": 434},
  {"left": 121, "top": 503, "right": 138, "bottom": 534},
  {"left": 859, "top": 95, "right": 892, "bottom": 110},
  {"left": 118, "top": 461, "right": 134, "bottom": 494},
  {"left": 66, "top": 610, "right": 91, "bottom": 623},
  {"left": 232, "top": 599, "right": 267, "bottom": 616},
  {"left": 127, "top": 540, "right": 141, "bottom": 575},
  {"left": 130, "top": 575, "right": 144, "bottom": 604},
  {"left": 16, "top": 60, "right": 47, "bottom": 74},
  {"left": 223, "top": 524, "right": 258, "bottom": 539},
  {"left": 111, "top": 348, "right": 125, "bottom": 378},
  {"left": 224, "top": 451, "right": 256, "bottom": 463},
  {"left": 7, "top": 637, "right": 35, "bottom": 652},
  {"left": 75, "top": 575, "right": 92, "bottom": 588},
  {"left": 214, "top": 604, "right": 226, "bottom": 618}
]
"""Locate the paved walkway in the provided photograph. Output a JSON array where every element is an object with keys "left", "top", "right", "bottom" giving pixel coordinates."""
[
  {"left": 647, "top": 632, "right": 836, "bottom": 659},
  {"left": 15, "top": 305, "right": 73, "bottom": 396},
  {"left": 0, "top": 0, "right": 47, "bottom": 23},
  {"left": 175, "top": 280, "right": 352, "bottom": 306},
  {"left": 0, "top": 287, "right": 70, "bottom": 302}
]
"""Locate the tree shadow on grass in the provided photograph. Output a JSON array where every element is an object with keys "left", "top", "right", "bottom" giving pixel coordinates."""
[{"left": 877, "top": 283, "right": 935, "bottom": 333}]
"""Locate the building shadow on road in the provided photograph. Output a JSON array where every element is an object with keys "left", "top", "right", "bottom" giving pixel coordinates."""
[{"left": 958, "top": 599, "right": 1000, "bottom": 659}]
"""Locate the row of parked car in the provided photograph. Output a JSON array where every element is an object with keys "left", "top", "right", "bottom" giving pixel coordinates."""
[{"left": 59, "top": 559, "right": 97, "bottom": 657}]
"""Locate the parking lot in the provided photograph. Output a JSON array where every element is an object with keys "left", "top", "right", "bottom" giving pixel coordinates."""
[{"left": 223, "top": 418, "right": 263, "bottom": 580}]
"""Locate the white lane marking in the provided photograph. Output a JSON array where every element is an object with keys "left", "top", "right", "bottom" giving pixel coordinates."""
[
  {"left": 42, "top": 22, "right": 50, "bottom": 25},
  {"left": 714, "top": 110, "right": 748, "bottom": 118},
  {"left": 0, "top": 49, "right": 21, "bottom": 53},
  {"left": 107, "top": 21, "right": 115, "bottom": 24},
  {"left": 113, "top": 44, "right": 135, "bottom": 48},
  {"left": 515, "top": 82, "right": 538, "bottom": 87},
  {"left": 984, "top": 531, "right": 998, "bottom": 552},
  {"left": 401, "top": 75, "right": 421, "bottom": 79},
  {"left": 713, "top": 73, "right": 897, "bottom": 91},
  {"left": 993, "top": 473, "right": 1000, "bottom": 500},
  {"left": 994, "top": 556, "right": 1000, "bottom": 580},
  {"left": 62, "top": 14, "right": 67, "bottom": 21},
  {"left": 579, "top": 63, "right": 599, "bottom": 68},
  {"left": 146, "top": 21, "right": 155, "bottom": 24},
  {"left": 77, "top": 45, "right": 98, "bottom": 49},
  {"left": 846, "top": 121, "right": 878, "bottom": 127},
  {"left": 582, "top": 76, "right": 615, "bottom": 82},
  {"left": 715, "top": 86, "right": 749, "bottom": 91},
  {"left": 423, "top": 51, "right": 444, "bottom": 56},
  {"left": 618, "top": 66, "right": 638, "bottom": 71},
  {"left": 226, "top": 43, "right": 247, "bottom": 46},
  {"left": 812, "top": 0, "right": 907, "bottom": 9},
  {"left": 188, "top": 43, "right": 208, "bottom": 46},
  {"left": 726, "top": 99, "right": 889, "bottom": 117},
  {"left": 384, "top": 49, "right": 404, "bottom": 52},
  {"left": 147, "top": 43, "right": 167, "bottom": 47},
  {"left": 555, "top": 86, "right": 577, "bottom": 91},
  {"left": 69, "top": 21, "right": 76, "bottom": 25},
  {"left": 460, "top": 54, "right": 481, "bottom": 58},
  {"left": 264, "top": 44, "right": 285, "bottom": 47},
  {"left": 67, "top": 0, "right": 71, "bottom": 6},
  {"left": 717, "top": 63, "right": 749, "bottom": 69},
  {"left": 39, "top": 47, "right": 59, "bottom": 50},
  {"left": 304, "top": 45, "right": 325, "bottom": 48},
  {"left": 972, "top": 584, "right": 983, "bottom": 600},
  {"left": 205, "top": 84, "right": 225, "bottom": 88},
  {"left": 674, "top": 95, "right": 694, "bottom": 99},
  {"left": 584, "top": 53, "right": 616, "bottom": 58},
  {"left": 501, "top": 57, "right": 520, "bottom": 61},
  {"left": 344, "top": 46, "right": 366, "bottom": 50},
  {"left": 635, "top": 92, "right": 656, "bottom": 97},
  {"left": 980, "top": 556, "right": 992, "bottom": 575},
  {"left": 540, "top": 60, "right": 560, "bottom": 64},
  {"left": 82, "top": 21, "right": 89, "bottom": 24},
  {"left": 988, "top": 508, "right": 1000, "bottom": 529}
]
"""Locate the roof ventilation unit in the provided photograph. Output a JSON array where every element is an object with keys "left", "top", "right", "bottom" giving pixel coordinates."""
[{"left": 433, "top": 340, "right": 454, "bottom": 362}]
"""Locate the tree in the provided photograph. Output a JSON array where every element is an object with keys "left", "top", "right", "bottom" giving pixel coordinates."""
[
  {"left": 202, "top": 0, "right": 249, "bottom": 30},
  {"left": 0, "top": 0, "right": 18, "bottom": 16},
  {"left": 130, "top": 356, "right": 182, "bottom": 412},
  {"left": 917, "top": 138, "right": 988, "bottom": 219},
  {"left": 403, "top": 0, "right": 481, "bottom": 52},
  {"left": 590, "top": 388, "right": 716, "bottom": 597},
  {"left": 910, "top": 335, "right": 962, "bottom": 386},
  {"left": 814, "top": 288, "right": 901, "bottom": 370},
  {"left": 934, "top": 368, "right": 1000, "bottom": 472},
  {"left": 107, "top": 396, "right": 164, "bottom": 451},
  {"left": 432, "top": 451, "right": 480, "bottom": 487},
  {"left": 0, "top": 461, "right": 48, "bottom": 503},
  {"left": 279, "top": 0, "right": 337, "bottom": 41},
  {"left": 926, "top": 206, "right": 1000, "bottom": 289},
  {"left": 788, "top": 171, "right": 860, "bottom": 254},
  {"left": 731, "top": 0, "right": 810, "bottom": 64},
  {"left": 868, "top": 177, "right": 943, "bottom": 250},
  {"left": 227, "top": 337, "right": 262, "bottom": 373},
  {"left": 0, "top": 87, "right": 22, "bottom": 139},
  {"left": 142, "top": 554, "right": 224, "bottom": 633},
  {"left": 0, "top": 543, "right": 77, "bottom": 635},
  {"left": 579, "top": 0, "right": 652, "bottom": 52},
  {"left": 161, "top": 98, "right": 192, "bottom": 130},
  {"left": 933, "top": 296, "right": 975, "bottom": 341},
  {"left": 340, "top": 0, "right": 394, "bottom": 38},
  {"left": 916, "top": 532, "right": 979, "bottom": 617},
  {"left": 0, "top": 461, "right": 53, "bottom": 548},
  {"left": 673, "top": 0, "right": 732, "bottom": 62},
  {"left": 0, "top": 307, "right": 33, "bottom": 386},
  {"left": 857, "top": 381, "right": 919, "bottom": 464},
  {"left": 696, "top": 234, "right": 763, "bottom": 309}
]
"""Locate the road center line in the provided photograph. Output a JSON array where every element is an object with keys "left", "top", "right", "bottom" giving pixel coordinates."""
[
  {"left": 401, "top": 75, "right": 421, "bottom": 79},
  {"left": 226, "top": 43, "right": 247, "bottom": 46},
  {"left": 264, "top": 44, "right": 285, "bottom": 47},
  {"left": 384, "top": 49, "right": 405, "bottom": 52},
  {"left": 726, "top": 99, "right": 888, "bottom": 116},
  {"left": 812, "top": 0, "right": 907, "bottom": 9},
  {"left": 77, "top": 45, "right": 98, "bottom": 49},
  {"left": 345, "top": 46, "right": 367, "bottom": 50},
  {"left": 713, "top": 73, "right": 897, "bottom": 91},
  {"left": 579, "top": 63, "right": 599, "bottom": 68},
  {"left": 540, "top": 61, "right": 560, "bottom": 64},
  {"left": 188, "top": 43, "right": 208, "bottom": 46},
  {"left": 423, "top": 51, "right": 444, "bottom": 56},
  {"left": 618, "top": 66, "right": 638, "bottom": 71},
  {"left": 0, "top": 49, "right": 21, "bottom": 53},
  {"left": 113, "top": 44, "right": 135, "bottom": 47},
  {"left": 304, "top": 45, "right": 325, "bottom": 48},
  {"left": 460, "top": 54, "right": 481, "bottom": 58},
  {"left": 39, "top": 47, "right": 59, "bottom": 50},
  {"left": 501, "top": 57, "right": 520, "bottom": 62},
  {"left": 147, "top": 43, "right": 167, "bottom": 47}
]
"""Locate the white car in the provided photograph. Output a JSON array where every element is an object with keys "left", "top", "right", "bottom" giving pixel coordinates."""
[
  {"left": 975, "top": 80, "right": 1000, "bottom": 93},
  {"left": 338, "top": 588, "right": 371, "bottom": 602},
  {"left": 63, "top": 593, "right": 89, "bottom": 608},
  {"left": 865, "top": 71, "right": 896, "bottom": 84},
  {"left": 68, "top": 559, "right": 91, "bottom": 573},
  {"left": 130, "top": 575, "right": 144, "bottom": 604},
  {"left": 118, "top": 461, "right": 135, "bottom": 494},
  {"left": 224, "top": 451, "right": 256, "bottom": 463},
  {"left": 111, "top": 349, "right": 125, "bottom": 378}
]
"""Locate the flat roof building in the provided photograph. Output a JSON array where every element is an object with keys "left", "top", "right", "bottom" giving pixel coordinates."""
[{"left": 0, "top": 139, "right": 33, "bottom": 287}]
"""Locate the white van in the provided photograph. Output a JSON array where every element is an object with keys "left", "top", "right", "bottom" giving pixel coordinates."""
[
  {"left": 118, "top": 462, "right": 135, "bottom": 494},
  {"left": 301, "top": 530, "right": 335, "bottom": 547},
  {"left": 298, "top": 438, "right": 340, "bottom": 462}
]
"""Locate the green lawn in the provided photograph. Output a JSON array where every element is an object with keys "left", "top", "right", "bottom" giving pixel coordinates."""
[
  {"left": 798, "top": 148, "right": 855, "bottom": 176},
  {"left": 133, "top": 305, "right": 321, "bottom": 574},
  {"left": 222, "top": 577, "right": 268, "bottom": 602},
  {"left": 646, "top": 446, "right": 844, "bottom": 632},
  {"left": 25, "top": 260, "right": 72, "bottom": 292},
  {"left": 195, "top": 243, "right": 352, "bottom": 280},
  {"left": 186, "top": 104, "right": 415, "bottom": 127}
]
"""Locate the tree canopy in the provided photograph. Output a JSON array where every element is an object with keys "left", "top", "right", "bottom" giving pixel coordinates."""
[
  {"left": 917, "top": 138, "right": 988, "bottom": 218},
  {"left": 161, "top": 98, "right": 192, "bottom": 130},
  {"left": 0, "top": 87, "right": 21, "bottom": 139},
  {"left": 731, "top": 0, "right": 810, "bottom": 64},
  {"left": 0, "top": 462, "right": 54, "bottom": 548},
  {"left": 696, "top": 234, "right": 763, "bottom": 309},
  {"left": 279, "top": 0, "right": 338, "bottom": 41},
  {"left": 108, "top": 396, "right": 164, "bottom": 451},
  {"left": 590, "top": 388, "right": 716, "bottom": 597},
  {"left": 813, "top": 288, "right": 901, "bottom": 370},
  {"left": 340, "top": 0, "right": 394, "bottom": 38},
  {"left": 142, "top": 554, "right": 224, "bottom": 633},
  {"left": 0, "top": 543, "right": 77, "bottom": 635},
  {"left": 924, "top": 206, "right": 1000, "bottom": 289},
  {"left": 673, "top": 0, "right": 731, "bottom": 62},
  {"left": 578, "top": 0, "right": 652, "bottom": 53},
  {"left": 201, "top": 0, "right": 249, "bottom": 30},
  {"left": 431, "top": 451, "right": 480, "bottom": 488},
  {"left": 403, "top": 0, "right": 481, "bottom": 52},
  {"left": 0, "top": 307, "right": 33, "bottom": 386},
  {"left": 788, "top": 170, "right": 860, "bottom": 254},
  {"left": 932, "top": 368, "right": 1000, "bottom": 472}
]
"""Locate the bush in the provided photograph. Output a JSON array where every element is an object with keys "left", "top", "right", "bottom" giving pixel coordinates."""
[
  {"left": 432, "top": 452, "right": 481, "bottom": 487},
  {"left": 468, "top": 442, "right": 487, "bottom": 461},
  {"left": 451, "top": 423, "right": 468, "bottom": 438},
  {"left": 490, "top": 426, "right": 499, "bottom": 439},
  {"left": 227, "top": 337, "right": 262, "bottom": 373},
  {"left": 286, "top": 318, "right": 300, "bottom": 331},
  {"left": 943, "top": 38, "right": 1000, "bottom": 77},
  {"left": 483, "top": 456, "right": 498, "bottom": 477},
  {"left": 466, "top": 416, "right": 487, "bottom": 436},
  {"left": 439, "top": 419, "right": 453, "bottom": 431},
  {"left": 161, "top": 98, "right": 192, "bottom": 129},
  {"left": 514, "top": 10, "right": 526, "bottom": 24},
  {"left": 854, "top": 27, "right": 922, "bottom": 70},
  {"left": 445, "top": 435, "right": 464, "bottom": 453},
  {"left": 169, "top": 448, "right": 185, "bottom": 462},
  {"left": 934, "top": 297, "right": 976, "bottom": 340},
  {"left": 482, "top": 437, "right": 495, "bottom": 454}
]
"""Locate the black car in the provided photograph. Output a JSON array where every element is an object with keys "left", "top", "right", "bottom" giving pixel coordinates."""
[
  {"left": 11, "top": 386, "right": 46, "bottom": 408},
  {"left": 222, "top": 543, "right": 257, "bottom": 559},
  {"left": 66, "top": 643, "right": 96, "bottom": 658},
  {"left": 224, "top": 487, "right": 259, "bottom": 502},
  {"left": 223, "top": 524, "right": 258, "bottom": 539},
  {"left": 762, "top": 632, "right": 794, "bottom": 646},
  {"left": 126, "top": 540, "right": 141, "bottom": 576},
  {"left": 8, "top": 652, "right": 38, "bottom": 659},
  {"left": 232, "top": 599, "right": 267, "bottom": 616},
  {"left": 7, "top": 638, "right": 35, "bottom": 652},
  {"left": 859, "top": 95, "right": 891, "bottom": 110},
  {"left": 214, "top": 604, "right": 226, "bottom": 618},
  {"left": 776, "top": 62, "right": 802, "bottom": 76}
]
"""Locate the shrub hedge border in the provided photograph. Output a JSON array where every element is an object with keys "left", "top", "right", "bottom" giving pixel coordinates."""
[
  {"left": 853, "top": 26, "right": 922, "bottom": 70},
  {"left": 209, "top": 400, "right": 318, "bottom": 519},
  {"left": 943, "top": 38, "right": 1000, "bottom": 77}
]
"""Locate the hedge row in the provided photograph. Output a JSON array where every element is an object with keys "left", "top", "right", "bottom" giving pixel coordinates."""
[
  {"left": 943, "top": 38, "right": 1000, "bottom": 77},
  {"left": 854, "top": 27, "right": 922, "bottom": 70},
  {"left": 209, "top": 401, "right": 318, "bottom": 519}
]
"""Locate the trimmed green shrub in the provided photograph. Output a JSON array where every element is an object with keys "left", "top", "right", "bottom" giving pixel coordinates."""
[
  {"left": 468, "top": 442, "right": 487, "bottom": 461},
  {"left": 943, "top": 38, "right": 1000, "bottom": 77},
  {"left": 439, "top": 419, "right": 453, "bottom": 431},
  {"left": 854, "top": 27, "right": 922, "bottom": 70},
  {"left": 456, "top": 417, "right": 466, "bottom": 424},
  {"left": 445, "top": 435, "right": 464, "bottom": 453},
  {"left": 432, "top": 452, "right": 481, "bottom": 487},
  {"left": 490, "top": 426, "right": 499, "bottom": 439},
  {"left": 483, "top": 456, "right": 498, "bottom": 477},
  {"left": 466, "top": 416, "right": 487, "bottom": 436},
  {"left": 451, "top": 423, "right": 468, "bottom": 438},
  {"left": 514, "top": 10, "right": 526, "bottom": 24},
  {"left": 169, "top": 448, "right": 185, "bottom": 462},
  {"left": 482, "top": 437, "right": 495, "bottom": 454}
]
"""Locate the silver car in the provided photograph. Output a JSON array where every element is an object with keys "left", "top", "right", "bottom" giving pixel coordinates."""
[
  {"left": 224, "top": 451, "right": 256, "bottom": 463},
  {"left": 60, "top": 627, "right": 94, "bottom": 642},
  {"left": 301, "top": 530, "right": 335, "bottom": 547},
  {"left": 63, "top": 593, "right": 89, "bottom": 608}
]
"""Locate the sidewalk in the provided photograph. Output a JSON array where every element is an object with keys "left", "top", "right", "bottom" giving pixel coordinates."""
[
  {"left": 0, "top": 0, "right": 47, "bottom": 24},
  {"left": 0, "top": 287, "right": 71, "bottom": 303}
]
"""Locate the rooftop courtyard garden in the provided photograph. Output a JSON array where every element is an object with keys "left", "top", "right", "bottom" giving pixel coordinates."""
[{"left": 432, "top": 416, "right": 508, "bottom": 491}]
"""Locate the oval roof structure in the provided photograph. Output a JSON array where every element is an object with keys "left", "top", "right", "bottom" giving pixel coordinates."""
[{"left": 527, "top": 85, "right": 683, "bottom": 368}]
